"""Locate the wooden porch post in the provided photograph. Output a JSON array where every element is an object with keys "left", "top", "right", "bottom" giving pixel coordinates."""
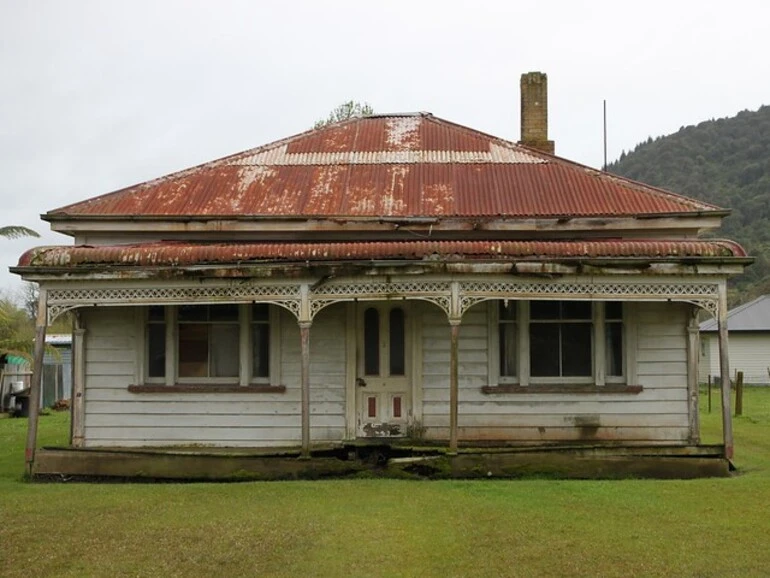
[
  {"left": 25, "top": 288, "right": 48, "bottom": 476},
  {"left": 449, "top": 321, "right": 460, "bottom": 455},
  {"left": 300, "top": 321, "right": 312, "bottom": 458},
  {"left": 71, "top": 311, "right": 86, "bottom": 448},
  {"left": 686, "top": 308, "right": 700, "bottom": 444},
  {"left": 717, "top": 284, "right": 733, "bottom": 459}
]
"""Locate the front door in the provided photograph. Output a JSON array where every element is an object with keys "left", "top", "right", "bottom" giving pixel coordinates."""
[{"left": 357, "top": 303, "right": 410, "bottom": 437}]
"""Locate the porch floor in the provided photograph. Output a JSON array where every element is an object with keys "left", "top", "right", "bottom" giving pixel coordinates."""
[{"left": 31, "top": 442, "right": 731, "bottom": 481}]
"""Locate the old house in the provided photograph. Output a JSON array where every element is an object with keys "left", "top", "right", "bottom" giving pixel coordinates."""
[{"left": 13, "top": 73, "right": 749, "bottom": 479}]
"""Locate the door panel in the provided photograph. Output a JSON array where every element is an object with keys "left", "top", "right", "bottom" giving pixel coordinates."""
[{"left": 357, "top": 303, "right": 411, "bottom": 437}]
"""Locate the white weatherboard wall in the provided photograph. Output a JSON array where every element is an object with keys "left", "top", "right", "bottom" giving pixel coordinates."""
[
  {"left": 701, "top": 333, "right": 770, "bottom": 385},
  {"left": 699, "top": 337, "right": 712, "bottom": 384},
  {"left": 82, "top": 304, "right": 347, "bottom": 447},
  {"left": 420, "top": 301, "right": 690, "bottom": 443}
]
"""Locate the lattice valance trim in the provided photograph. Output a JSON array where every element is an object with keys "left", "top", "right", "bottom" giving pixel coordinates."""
[{"left": 45, "top": 278, "right": 721, "bottom": 324}]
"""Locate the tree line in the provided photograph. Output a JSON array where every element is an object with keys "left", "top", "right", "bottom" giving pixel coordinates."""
[{"left": 607, "top": 105, "right": 770, "bottom": 305}]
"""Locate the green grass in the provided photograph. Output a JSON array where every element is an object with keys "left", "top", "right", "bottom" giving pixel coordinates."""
[{"left": 1, "top": 390, "right": 769, "bottom": 578}]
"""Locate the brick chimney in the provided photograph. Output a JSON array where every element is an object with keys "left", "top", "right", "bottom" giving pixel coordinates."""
[{"left": 519, "top": 72, "right": 555, "bottom": 154}]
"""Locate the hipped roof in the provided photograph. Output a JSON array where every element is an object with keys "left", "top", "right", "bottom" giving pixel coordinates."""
[{"left": 46, "top": 113, "right": 724, "bottom": 221}]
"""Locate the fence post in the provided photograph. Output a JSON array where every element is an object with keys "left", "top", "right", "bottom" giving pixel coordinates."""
[
  {"left": 735, "top": 371, "right": 744, "bottom": 416},
  {"left": 707, "top": 375, "right": 712, "bottom": 413}
]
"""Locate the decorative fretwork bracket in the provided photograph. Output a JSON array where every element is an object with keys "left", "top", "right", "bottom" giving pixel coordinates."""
[
  {"left": 457, "top": 280, "right": 720, "bottom": 318},
  {"left": 45, "top": 284, "right": 303, "bottom": 325}
]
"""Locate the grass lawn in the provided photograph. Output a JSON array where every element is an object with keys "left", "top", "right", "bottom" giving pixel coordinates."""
[{"left": 1, "top": 390, "right": 769, "bottom": 578}]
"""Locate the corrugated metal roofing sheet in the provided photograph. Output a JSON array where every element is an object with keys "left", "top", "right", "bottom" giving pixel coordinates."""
[
  {"left": 47, "top": 114, "right": 722, "bottom": 220},
  {"left": 17, "top": 239, "right": 746, "bottom": 269}
]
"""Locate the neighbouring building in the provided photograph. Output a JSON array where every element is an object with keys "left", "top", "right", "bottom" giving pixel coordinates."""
[
  {"left": 700, "top": 295, "right": 770, "bottom": 385},
  {"left": 1, "top": 334, "right": 72, "bottom": 413}
]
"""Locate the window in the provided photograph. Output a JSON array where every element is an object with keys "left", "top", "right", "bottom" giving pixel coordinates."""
[
  {"left": 605, "top": 301, "right": 624, "bottom": 379},
  {"left": 252, "top": 304, "right": 270, "bottom": 379},
  {"left": 498, "top": 301, "right": 517, "bottom": 377},
  {"left": 147, "top": 306, "right": 166, "bottom": 379},
  {"left": 389, "top": 308, "right": 405, "bottom": 376},
  {"left": 362, "top": 305, "right": 407, "bottom": 377},
  {"left": 364, "top": 307, "right": 380, "bottom": 376},
  {"left": 530, "top": 301, "right": 592, "bottom": 378},
  {"left": 493, "top": 300, "right": 625, "bottom": 386},
  {"left": 178, "top": 304, "right": 239, "bottom": 378},
  {"left": 144, "top": 303, "right": 279, "bottom": 385}
]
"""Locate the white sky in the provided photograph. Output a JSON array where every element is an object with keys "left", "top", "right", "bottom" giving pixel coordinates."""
[{"left": 1, "top": 0, "right": 768, "bottom": 296}]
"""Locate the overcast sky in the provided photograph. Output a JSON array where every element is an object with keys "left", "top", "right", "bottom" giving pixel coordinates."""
[{"left": 2, "top": 0, "right": 768, "bottom": 297}]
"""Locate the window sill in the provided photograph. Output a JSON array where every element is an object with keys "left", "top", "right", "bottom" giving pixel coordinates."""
[
  {"left": 481, "top": 384, "right": 643, "bottom": 395},
  {"left": 128, "top": 384, "right": 286, "bottom": 394}
]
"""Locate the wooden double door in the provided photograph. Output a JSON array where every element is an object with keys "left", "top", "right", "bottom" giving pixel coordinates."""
[{"left": 356, "top": 302, "right": 411, "bottom": 437}]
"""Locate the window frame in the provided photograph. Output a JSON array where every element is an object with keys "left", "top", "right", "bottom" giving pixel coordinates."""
[
  {"left": 357, "top": 302, "right": 410, "bottom": 380},
  {"left": 488, "top": 300, "right": 632, "bottom": 388},
  {"left": 529, "top": 301, "right": 594, "bottom": 383},
  {"left": 138, "top": 303, "right": 281, "bottom": 387},
  {"left": 177, "top": 304, "right": 241, "bottom": 383}
]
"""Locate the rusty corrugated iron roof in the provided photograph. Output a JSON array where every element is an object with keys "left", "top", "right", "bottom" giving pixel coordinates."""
[
  {"left": 46, "top": 114, "right": 722, "bottom": 220},
  {"left": 17, "top": 239, "right": 747, "bottom": 269}
]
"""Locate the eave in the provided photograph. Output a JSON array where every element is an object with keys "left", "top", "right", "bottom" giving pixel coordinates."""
[{"left": 45, "top": 213, "right": 729, "bottom": 239}]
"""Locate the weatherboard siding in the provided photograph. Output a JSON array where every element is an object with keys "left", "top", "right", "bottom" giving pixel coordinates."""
[
  {"left": 420, "top": 301, "right": 690, "bottom": 443},
  {"left": 80, "top": 300, "right": 691, "bottom": 447},
  {"left": 701, "top": 333, "right": 770, "bottom": 385},
  {"left": 82, "top": 305, "right": 347, "bottom": 448}
]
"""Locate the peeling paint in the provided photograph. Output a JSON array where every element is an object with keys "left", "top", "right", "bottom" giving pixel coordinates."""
[
  {"left": 306, "top": 166, "right": 345, "bottom": 214},
  {"left": 362, "top": 422, "right": 402, "bottom": 437},
  {"left": 381, "top": 166, "right": 408, "bottom": 216},
  {"left": 421, "top": 183, "right": 453, "bottom": 215},
  {"left": 236, "top": 165, "right": 276, "bottom": 193},
  {"left": 385, "top": 116, "right": 420, "bottom": 150}
]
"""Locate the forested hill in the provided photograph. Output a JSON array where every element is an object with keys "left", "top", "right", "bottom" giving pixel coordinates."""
[{"left": 606, "top": 105, "right": 770, "bottom": 305}]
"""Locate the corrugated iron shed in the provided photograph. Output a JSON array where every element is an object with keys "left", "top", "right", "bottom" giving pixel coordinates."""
[
  {"left": 46, "top": 114, "right": 723, "bottom": 221},
  {"left": 17, "top": 239, "right": 746, "bottom": 269}
]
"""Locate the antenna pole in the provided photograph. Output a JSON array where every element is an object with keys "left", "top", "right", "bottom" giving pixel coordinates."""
[{"left": 603, "top": 99, "right": 608, "bottom": 170}]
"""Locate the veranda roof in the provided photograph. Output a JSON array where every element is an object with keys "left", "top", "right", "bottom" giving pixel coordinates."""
[{"left": 17, "top": 239, "right": 747, "bottom": 271}]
